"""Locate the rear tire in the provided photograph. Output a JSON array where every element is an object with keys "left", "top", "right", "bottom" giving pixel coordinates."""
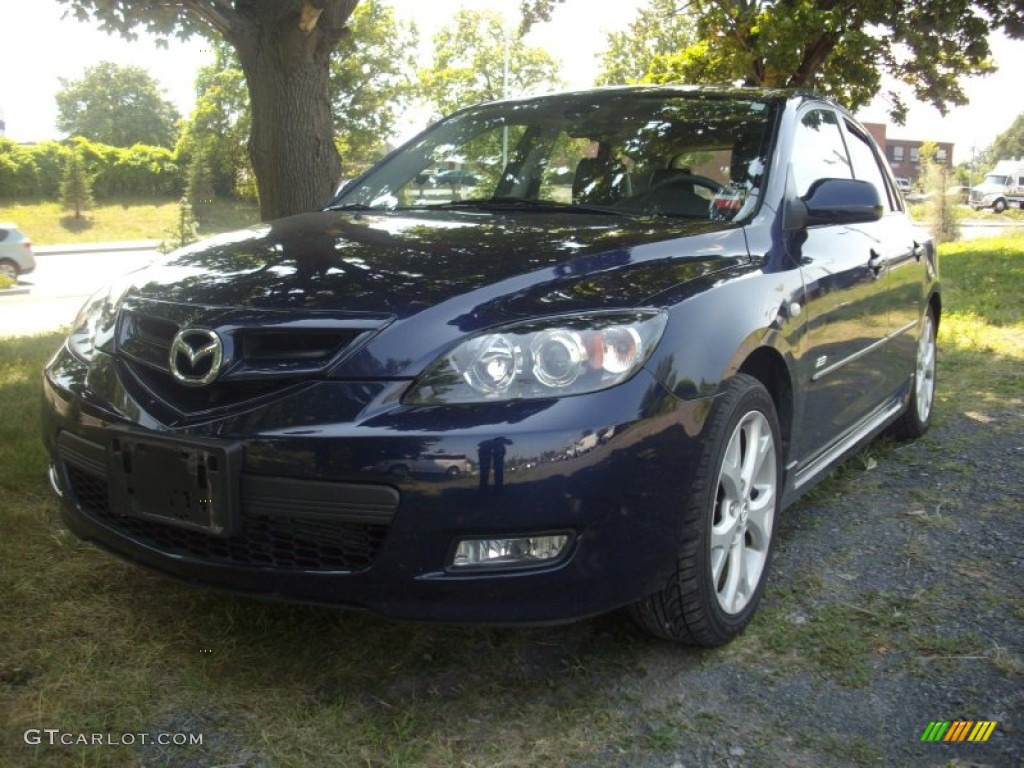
[
  {"left": 630, "top": 374, "right": 782, "bottom": 646},
  {"left": 891, "top": 308, "right": 936, "bottom": 440},
  {"left": 0, "top": 260, "right": 18, "bottom": 280}
]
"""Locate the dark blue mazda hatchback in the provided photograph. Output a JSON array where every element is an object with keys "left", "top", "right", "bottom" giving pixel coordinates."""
[{"left": 42, "top": 87, "right": 939, "bottom": 645}]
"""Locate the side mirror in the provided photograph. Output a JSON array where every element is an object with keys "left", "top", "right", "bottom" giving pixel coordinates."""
[{"left": 802, "top": 178, "right": 884, "bottom": 225}]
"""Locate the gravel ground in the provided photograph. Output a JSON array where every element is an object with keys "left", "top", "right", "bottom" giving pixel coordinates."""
[
  {"left": 596, "top": 404, "right": 1024, "bottom": 768},
  {"left": 15, "top": 385, "right": 1020, "bottom": 768}
]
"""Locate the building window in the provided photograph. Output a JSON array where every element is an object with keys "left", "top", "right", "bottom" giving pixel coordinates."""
[
  {"left": 891, "top": 146, "right": 904, "bottom": 163},
  {"left": 910, "top": 147, "right": 920, "bottom": 163},
  {"left": 936, "top": 148, "right": 947, "bottom": 162}
]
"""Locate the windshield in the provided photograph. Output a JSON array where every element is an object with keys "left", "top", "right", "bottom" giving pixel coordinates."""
[
  {"left": 332, "top": 90, "right": 779, "bottom": 221},
  {"left": 983, "top": 174, "right": 1009, "bottom": 186}
]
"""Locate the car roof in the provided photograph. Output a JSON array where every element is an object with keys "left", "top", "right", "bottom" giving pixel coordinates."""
[{"left": 461, "top": 84, "right": 815, "bottom": 114}]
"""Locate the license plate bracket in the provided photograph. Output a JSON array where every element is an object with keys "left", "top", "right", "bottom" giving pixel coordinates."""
[{"left": 107, "top": 429, "right": 241, "bottom": 536}]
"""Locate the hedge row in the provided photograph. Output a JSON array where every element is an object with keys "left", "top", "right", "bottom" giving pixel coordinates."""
[{"left": 0, "top": 137, "right": 182, "bottom": 199}]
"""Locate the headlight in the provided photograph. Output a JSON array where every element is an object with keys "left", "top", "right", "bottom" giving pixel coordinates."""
[
  {"left": 405, "top": 311, "right": 667, "bottom": 404},
  {"left": 66, "top": 283, "right": 123, "bottom": 362}
]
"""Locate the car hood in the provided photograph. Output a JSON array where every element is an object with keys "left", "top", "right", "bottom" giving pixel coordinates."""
[
  {"left": 123, "top": 209, "right": 753, "bottom": 376},
  {"left": 134, "top": 210, "right": 746, "bottom": 311}
]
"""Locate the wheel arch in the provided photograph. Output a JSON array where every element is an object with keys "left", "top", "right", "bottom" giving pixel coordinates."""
[
  {"left": 737, "top": 346, "right": 793, "bottom": 464},
  {"left": 929, "top": 290, "right": 942, "bottom": 332}
]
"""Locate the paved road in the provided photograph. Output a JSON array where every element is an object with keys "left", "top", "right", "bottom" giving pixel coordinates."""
[
  {"left": 958, "top": 220, "right": 1024, "bottom": 240},
  {"left": 0, "top": 248, "right": 161, "bottom": 338}
]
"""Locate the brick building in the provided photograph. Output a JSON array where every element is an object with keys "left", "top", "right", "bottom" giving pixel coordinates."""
[{"left": 862, "top": 122, "right": 954, "bottom": 186}]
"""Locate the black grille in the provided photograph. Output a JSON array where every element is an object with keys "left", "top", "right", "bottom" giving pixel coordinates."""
[
  {"left": 67, "top": 466, "right": 109, "bottom": 516},
  {"left": 238, "top": 328, "right": 365, "bottom": 363},
  {"left": 123, "top": 362, "right": 291, "bottom": 416},
  {"left": 62, "top": 462, "right": 393, "bottom": 573},
  {"left": 119, "top": 313, "right": 179, "bottom": 370},
  {"left": 114, "top": 303, "right": 386, "bottom": 418}
]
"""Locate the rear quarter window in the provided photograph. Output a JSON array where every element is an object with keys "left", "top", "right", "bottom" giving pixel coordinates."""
[{"left": 844, "top": 121, "right": 898, "bottom": 212}]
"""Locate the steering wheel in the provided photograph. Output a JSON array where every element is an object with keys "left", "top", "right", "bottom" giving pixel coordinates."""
[
  {"left": 625, "top": 173, "right": 725, "bottom": 218},
  {"left": 650, "top": 172, "right": 724, "bottom": 196}
]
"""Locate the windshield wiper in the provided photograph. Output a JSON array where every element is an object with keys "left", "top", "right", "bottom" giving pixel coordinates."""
[
  {"left": 323, "top": 202, "right": 379, "bottom": 212},
  {"left": 421, "top": 197, "right": 636, "bottom": 217}
]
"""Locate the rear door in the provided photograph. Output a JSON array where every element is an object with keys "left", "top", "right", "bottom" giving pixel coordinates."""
[{"left": 841, "top": 117, "right": 924, "bottom": 395}]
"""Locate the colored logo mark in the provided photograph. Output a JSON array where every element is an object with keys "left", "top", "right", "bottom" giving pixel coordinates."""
[{"left": 920, "top": 721, "right": 997, "bottom": 742}]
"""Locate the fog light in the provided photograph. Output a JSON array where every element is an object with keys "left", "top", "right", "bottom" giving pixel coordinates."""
[{"left": 450, "top": 534, "right": 570, "bottom": 570}]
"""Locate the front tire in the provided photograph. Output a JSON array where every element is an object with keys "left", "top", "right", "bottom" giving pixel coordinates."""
[{"left": 630, "top": 374, "right": 782, "bottom": 646}]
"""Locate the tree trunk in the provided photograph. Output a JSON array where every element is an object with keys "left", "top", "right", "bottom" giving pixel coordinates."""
[{"left": 232, "top": 1, "right": 358, "bottom": 221}]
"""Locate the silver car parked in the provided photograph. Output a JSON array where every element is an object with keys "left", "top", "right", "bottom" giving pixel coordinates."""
[{"left": 0, "top": 223, "right": 36, "bottom": 280}]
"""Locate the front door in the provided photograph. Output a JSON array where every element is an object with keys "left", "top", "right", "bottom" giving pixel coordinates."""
[{"left": 790, "top": 107, "right": 892, "bottom": 463}]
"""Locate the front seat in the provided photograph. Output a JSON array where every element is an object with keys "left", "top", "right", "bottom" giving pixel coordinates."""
[{"left": 573, "top": 156, "right": 631, "bottom": 205}]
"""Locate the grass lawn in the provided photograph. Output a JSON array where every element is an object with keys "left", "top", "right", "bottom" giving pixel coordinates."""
[
  {"left": 933, "top": 235, "right": 1024, "bottom": 408},
  {"left": 0, "top": 235, "right": 1021, "bottom": 767},
  {"left": 0, "top": 197, "right": 260, "bottom": 245}
]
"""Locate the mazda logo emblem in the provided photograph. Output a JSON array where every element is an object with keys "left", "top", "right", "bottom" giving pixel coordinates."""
[{"left": 168, "top": 328, "right": 224, "bottom": 386}]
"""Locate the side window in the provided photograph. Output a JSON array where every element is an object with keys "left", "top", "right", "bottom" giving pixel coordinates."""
[
  {"left": 792, "top": 109, "right": 851, "bottom": 197},
  {"left": 844, "top": 120, "right": 897, "bottom": 212}
]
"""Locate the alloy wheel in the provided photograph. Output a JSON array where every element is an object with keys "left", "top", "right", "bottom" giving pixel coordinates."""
[
  {"left": 710, "top": 410, "right": 777, "bottom": 615},
  {"left": 915, "top": 313, "right": 936, "bottom": 424}
]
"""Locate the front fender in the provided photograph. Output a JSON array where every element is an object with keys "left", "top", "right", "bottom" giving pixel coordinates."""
[{"left": 644, "top": 266, "right": 803, "bottom": 401}]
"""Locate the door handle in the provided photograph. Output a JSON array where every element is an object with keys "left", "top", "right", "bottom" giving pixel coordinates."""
[{"left": 868, "top": 250, "right": 887, "bottom": 276}]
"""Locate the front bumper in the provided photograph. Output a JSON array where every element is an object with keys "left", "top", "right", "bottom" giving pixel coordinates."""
[
  {"left": 42, "top": 344, "right": 715, "bottom": 625},
  {"left": 969, "top": 191, "right": 998, "bottom": 209}
]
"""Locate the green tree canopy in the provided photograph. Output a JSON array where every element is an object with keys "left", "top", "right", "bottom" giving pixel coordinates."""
[
  {"left": 419, "top": 9, "right": 563, "bottom": 118},
  {"left": 596, "top": 0, "right": 696, "bottom": 86},
  {"left": 987, "top": 112, "right": 1024, "bottom": 162},
  {"left": 56, "top": 61, "right": 180, "bottom": 147},
  {"left": 523, "top": 0, "right": 1024, "bottom": 123},
  {"left": 176, "top": 41, "right": 252, "bottom": 199},
  {"left": 331, "top": 0, "right": 419, "bottom": 175}
]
